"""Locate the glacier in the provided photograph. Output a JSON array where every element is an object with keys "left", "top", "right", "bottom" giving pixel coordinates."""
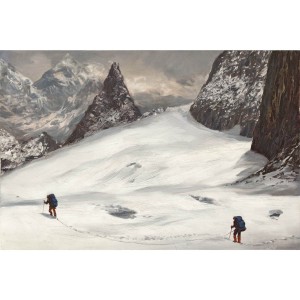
[{"left": 0, "top": 107, "right": 299, "bottom": 249}]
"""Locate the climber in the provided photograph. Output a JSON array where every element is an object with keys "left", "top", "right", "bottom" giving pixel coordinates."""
[
  {"left": 44, "top": 194, "right": 58, "bottom": 218},
  {"left": 231, "top": 216, "right": 246, "bottom": 243}
]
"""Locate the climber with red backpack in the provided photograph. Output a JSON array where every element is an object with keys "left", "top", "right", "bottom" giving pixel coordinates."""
[
  {"left": 44, "top": 194, "right": 58, "bottom": 218},
  {"left": 231, "top": 216, "right": 246, "bottom": 243}
]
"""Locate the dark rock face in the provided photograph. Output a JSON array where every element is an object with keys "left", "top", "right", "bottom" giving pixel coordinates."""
[
  {"left": 251, "top": 51, "right": 300, "bottom": 177},
  {"left": 1, "top": 158, "right": 14, "bottom": 172},
  {"left": 66, "top": 63, "right": 141, "bottom": 144},
  {"left": 190, "top": 51, "right": 271, "bottom": 137}
]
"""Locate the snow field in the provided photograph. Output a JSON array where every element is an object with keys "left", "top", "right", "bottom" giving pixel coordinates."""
[{"left": 0, "top": 109, "right": 299, "bottom": 249}]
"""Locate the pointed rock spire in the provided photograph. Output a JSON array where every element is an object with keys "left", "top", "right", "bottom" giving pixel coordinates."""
[{"left": 65, "top": 63, "right": 141, "bottom": 144}]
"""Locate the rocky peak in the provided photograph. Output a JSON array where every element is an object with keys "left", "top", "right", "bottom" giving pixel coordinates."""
[
  {"left": 102, "top": 62, "right": 130, "bottom": 98},
  {"left": 53, "top": 53, "right": 80, "bottom": 71},
  {"left": 107, "top": 62, "right": 123, "bottom": 79},
  {"left": 65, "top": 62, "right": 141, "bottom": 144}
]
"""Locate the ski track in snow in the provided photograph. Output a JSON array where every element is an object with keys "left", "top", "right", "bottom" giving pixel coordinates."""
[{"left": 0, "top": 108, "right": 299, "bottom": 249}]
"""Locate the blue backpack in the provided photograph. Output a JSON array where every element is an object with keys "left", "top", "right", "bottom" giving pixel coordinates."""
[
  {"left": 49, "top": 194, "right": 58, "bottom": 208},
  {"left": 234, "top": 216, "right": 246, "bottom": 231}
]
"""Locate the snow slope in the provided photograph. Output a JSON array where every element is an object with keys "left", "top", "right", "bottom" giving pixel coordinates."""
[{"left": 0, "top": 108, "right": 299, "bottom": 249}]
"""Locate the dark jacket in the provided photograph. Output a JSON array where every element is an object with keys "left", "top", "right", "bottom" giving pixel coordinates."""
[
  {"left": 44, "top": 197, "right": 55, "bottom": 208},
  {"left": 231, "top": 218, "right": 239, "bottom": 229}
]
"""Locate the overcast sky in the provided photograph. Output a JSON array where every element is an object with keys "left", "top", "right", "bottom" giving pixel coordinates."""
[{"left": 0, "top": 51, "right": 221, "bottom": 110}]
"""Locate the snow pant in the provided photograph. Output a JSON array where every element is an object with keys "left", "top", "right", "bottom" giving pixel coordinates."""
[
  {"left": 234, "top": 229, "right": 241, "bottom": 242},
  {"left": 49, "top": 206, "right": 57, "bottom": 217}
]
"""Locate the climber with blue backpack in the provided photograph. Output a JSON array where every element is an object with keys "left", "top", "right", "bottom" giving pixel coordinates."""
[
  {"left": 231, "top": 216, "right": 246, "bottom": 243},
  {"left": 44, "top": 194, "right": 58, "bottom": 218}
]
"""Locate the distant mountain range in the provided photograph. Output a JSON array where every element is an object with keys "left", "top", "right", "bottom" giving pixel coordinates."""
[
  {"left": 0, "top": 56, "right": 141, "bottom": 172},
  {"left": 0, "top": 54, "right": 103, "bottom": 142}
]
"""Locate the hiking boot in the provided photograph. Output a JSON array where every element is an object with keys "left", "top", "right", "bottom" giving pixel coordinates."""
[{"left": 233, "top": 236, "right": 237, "bottom": 243}]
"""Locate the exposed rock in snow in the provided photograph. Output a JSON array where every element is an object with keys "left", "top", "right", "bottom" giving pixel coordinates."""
[
  {"left": 105, "top": 205, "right": 137, "bottom": 219},
  {"left": 65, "top": 62, "right": 141, "bottom": 144},
  {"left": 141, "top": 107, "right": 166, "bottom": 118},
  {"left": 126, "top": 162, "right": 142, "bottom": 168},
  {"left": 190, "top": 51, "right": 271, "bottom": 137},
  {"left": 269, "top": 210, "right": 283, "bottom": 219},
  {"left": 0, "top": 128, "right": 59, "bottom": 172},
  {"left": 251, "top": 51, "right": 300, "bottom": 180},
  {"left": 190, "top": 195, "right": 215, "bottom": 205}
]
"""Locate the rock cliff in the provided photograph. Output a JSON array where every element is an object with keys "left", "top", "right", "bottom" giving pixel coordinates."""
[
  {"left": 251, "top": 51, "right": 300, "bottom": 179},
  {"left": 190, "top": 51, "right": 270, "bottom": 137}
]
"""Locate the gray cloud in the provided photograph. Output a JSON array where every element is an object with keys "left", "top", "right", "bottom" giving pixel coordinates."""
[
  {"left": 134, "top": 92, "right": 193, "bottom": 113},
  {"left": 176, "top": 78, "right": 195, "bottom": 87}
]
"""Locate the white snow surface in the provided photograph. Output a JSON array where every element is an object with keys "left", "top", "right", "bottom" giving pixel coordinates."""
[{"left": 0, "top": 109, "right": 299, "bottom": 249}]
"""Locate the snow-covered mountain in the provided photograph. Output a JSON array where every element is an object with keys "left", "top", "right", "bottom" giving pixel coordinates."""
[
  {"left": 34, "top": 53, "right": 102, "bottom": 111},
  {"left": 0, "top": 128, "right": 59, "bottom": 172},
  {"left": 0, "top": 55, "right": 103, "bottom": 142},
  {"left": 0, "top": 59, "right": 48, "bottom": 138},
  {"left": 1, "top": 108, "right": 299, "bottom": 249},
  {"left": 66, "top": 62, "right": 141, "bottom": 144},
  {"left": 190, "top": 51, "right": 271, "bottom": 137},
  {"left": 251, "top": 51, "right": 300, "bottom": 181}
]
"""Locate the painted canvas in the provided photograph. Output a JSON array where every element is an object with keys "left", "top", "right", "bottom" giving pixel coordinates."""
[{"left": 0, "top": 50, "right": 299, "bottom": 249}]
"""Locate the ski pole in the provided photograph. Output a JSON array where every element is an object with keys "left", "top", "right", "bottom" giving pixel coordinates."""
[{"left": 229, "top": 229, "right": 233, "bottom": 240}]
